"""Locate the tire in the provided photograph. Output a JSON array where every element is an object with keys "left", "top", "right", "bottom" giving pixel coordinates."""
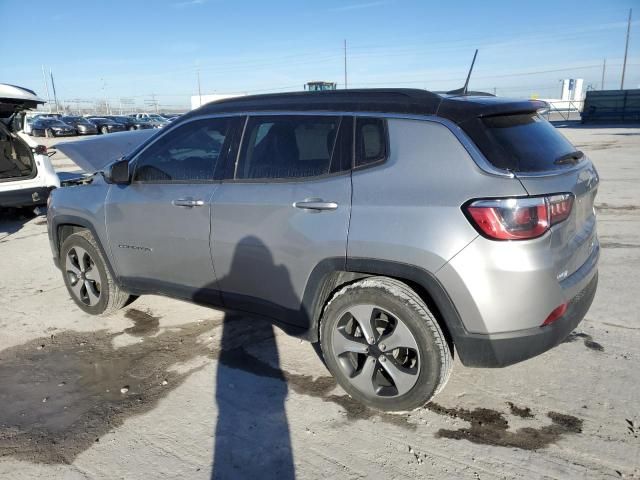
[
  {"left": 319, "top": 276, "right": 452, "bottom": 412},
  {"left": 60, "top": 230, "right": 134, "bottom": 315},
  {"left": 128, "top": 126, "right": 136, "bottom": 131},
  {"left": 45, "top": 128, "right": 54, "bottom": 138},
  {"left": 100, "top": 126, "right": 109, "bottom": 134}
]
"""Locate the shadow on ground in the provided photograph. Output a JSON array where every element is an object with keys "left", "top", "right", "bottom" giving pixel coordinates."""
[{"left": 0, "top": 208, "right": 41, "bottom": 239}]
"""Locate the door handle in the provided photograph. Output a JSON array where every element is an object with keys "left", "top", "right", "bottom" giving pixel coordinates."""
[
  {"left": 293, "top": 199, "right": 338, "bottom": 211},
  {"left": 172, "top": 198, "right": 205, "bottom": 207}
]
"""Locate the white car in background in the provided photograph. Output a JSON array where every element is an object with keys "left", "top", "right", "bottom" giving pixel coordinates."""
[
  {"left": 0, "top": 84, "right": 60, "bottom": 208},
  {"left": 130, "top": 112, "right": 170, "bottom": 128}
]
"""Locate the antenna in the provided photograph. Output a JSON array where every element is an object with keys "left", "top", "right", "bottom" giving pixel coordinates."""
[
  {"left": 445, "top": 50, "right": 487, "bottom": 96},
  {"left": 462, "top": 49, "right": 478, "bottom": 95}
]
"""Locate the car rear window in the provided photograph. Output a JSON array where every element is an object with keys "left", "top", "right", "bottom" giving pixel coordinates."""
[{"left": 466, "top": 113, "right": 580, "bottom": 172}]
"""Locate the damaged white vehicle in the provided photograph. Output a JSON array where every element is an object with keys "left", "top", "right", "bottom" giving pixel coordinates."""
[{"left": 0, "top": 84, "right": 59, "bottom": 208}]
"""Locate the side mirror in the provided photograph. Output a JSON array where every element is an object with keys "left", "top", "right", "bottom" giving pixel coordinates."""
[{"left": 102, "top": 158, "right": 131, "bottom": 185}]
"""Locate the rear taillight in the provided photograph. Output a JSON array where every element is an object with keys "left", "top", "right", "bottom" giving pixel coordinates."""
[
  {"left": 547, "top": 194, "right": 573, "bottom": 225},
  {"left": 465, "top": 194, "right": 574, "bottom": 240}
]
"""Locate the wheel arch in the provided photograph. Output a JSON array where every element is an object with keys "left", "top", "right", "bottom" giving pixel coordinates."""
[
  {"left": 52, "top": 215, "right": 120, "bottom": 284},
  {"left": 305, "top": 258, "right": 466, "bottom": 356}
]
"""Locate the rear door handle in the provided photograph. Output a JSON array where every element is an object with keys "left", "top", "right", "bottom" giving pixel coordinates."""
[
  {"left": 293, "top": 199, "right": 338, "bottom": 211},
  {"left": 172, "top": 198, "right": 205, "bottom": 207}
]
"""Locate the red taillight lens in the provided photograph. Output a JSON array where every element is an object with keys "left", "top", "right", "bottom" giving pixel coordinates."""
[
  {"left": 548, "top": 194, "right": 573, "bottom": 225},
  {"left": 465, "top": 194, "right": 573, "bottom": 240},
  {"left": 542, "top": 303, "right": 568, "bottom": 326}
]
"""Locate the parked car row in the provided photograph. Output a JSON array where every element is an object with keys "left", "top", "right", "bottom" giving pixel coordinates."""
[{"left": 25, "top": 112, "right": 182, "bottom": 137}]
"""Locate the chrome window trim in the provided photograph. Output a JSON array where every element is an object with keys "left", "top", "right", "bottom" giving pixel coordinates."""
[{"left": 130, "top": 110, "right": 547, "bottom": 180}]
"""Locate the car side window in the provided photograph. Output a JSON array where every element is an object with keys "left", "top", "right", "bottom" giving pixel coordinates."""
[
  {"left": 355, "top": 117, "right": 387, "bottom": 168},
  {"left": 133, "top": 118, "right": 233, "bottom": 182},
  {"left": 235, "top": 115, "right": 342, "bottom": 180}
]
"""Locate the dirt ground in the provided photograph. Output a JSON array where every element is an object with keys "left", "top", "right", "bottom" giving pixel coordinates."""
[{"left": 1, "top": 124, "right": 639, "bottom": 479}]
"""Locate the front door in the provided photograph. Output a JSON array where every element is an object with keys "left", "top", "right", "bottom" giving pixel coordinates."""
[
  {"left": 211, "top": 114, "right": 353, "bottom": 327},
  {"left": 106, "top": 116, "right": 242, "bottom": 303}
]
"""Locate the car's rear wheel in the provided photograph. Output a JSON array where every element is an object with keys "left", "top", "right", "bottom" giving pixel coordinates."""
[
  {"left": 100, "top": 126, "right": 109, "bottom": 134},
  {"left": 61, "top": 230, "right": 134, "bottom": 315},
  {"left": 320, "top": 276, "right": 452, "bottom": 412},
  {"left": 45, "top": 128, "right": 54, "bottom": 138}
]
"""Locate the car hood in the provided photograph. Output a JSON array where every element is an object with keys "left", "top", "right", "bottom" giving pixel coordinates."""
[
  {"left": 54, "top": 129, "right": 157, "bottom": 172},
  {"left": 0, "top": 84, "right": 45, "bottom": 118}
]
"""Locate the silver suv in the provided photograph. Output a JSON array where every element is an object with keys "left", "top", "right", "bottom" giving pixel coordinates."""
[{"left": 47, "top": 89, "right": 599, "bottom": 411}]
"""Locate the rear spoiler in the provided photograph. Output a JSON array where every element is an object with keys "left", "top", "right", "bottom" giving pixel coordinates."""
[{"left": 437, "top": 98, "right": 549, "bottom": 124}]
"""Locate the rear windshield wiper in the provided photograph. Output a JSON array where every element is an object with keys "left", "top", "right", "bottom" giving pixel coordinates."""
[{"left": 554, "top": 150, "right": 584, "bottom": 165}]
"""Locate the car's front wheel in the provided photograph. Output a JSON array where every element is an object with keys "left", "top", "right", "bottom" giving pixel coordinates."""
[
  {"left": 45, "top": 128, "right": 54, "bottom": 138},
  {"left": 320, "top": 276, "right": 452, "bottom": 412},
  {"left": 60, "top": 230, "right": 134, "bottom": 315},
  {"left": 100, "top": 126, "right": 109, "bottom": 134}
]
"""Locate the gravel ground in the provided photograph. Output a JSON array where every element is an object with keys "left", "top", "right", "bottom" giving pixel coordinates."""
[{"left": 0, "top": 125, "right": 639, "bottom": 479}]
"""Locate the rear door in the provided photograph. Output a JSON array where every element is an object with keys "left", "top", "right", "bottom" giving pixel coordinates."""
[
  {"left": 105, "top": 116, "right": 243, "bottom": 302},
  {"left": 211, "top": 114, "right": 353, "bottom": 326}
]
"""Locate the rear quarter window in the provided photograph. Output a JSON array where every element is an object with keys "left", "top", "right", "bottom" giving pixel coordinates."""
[
  {"left": 355, "top": 117, "right": 387, "bottom": 168},
  {"left": 465, "top": 113, "right": 579, "bottom": 173}
]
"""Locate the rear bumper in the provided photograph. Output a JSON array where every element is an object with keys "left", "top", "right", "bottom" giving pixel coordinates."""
[
  {"left": 454, "top": 272, "right": 598, "bottom": 367},
  {"left": 0, "top": 186, "right": 53, "bottom": 207}
]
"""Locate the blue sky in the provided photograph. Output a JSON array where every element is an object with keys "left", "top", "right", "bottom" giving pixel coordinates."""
[{"left": 1, "top": 0, "right": 638, "bottom": 109}]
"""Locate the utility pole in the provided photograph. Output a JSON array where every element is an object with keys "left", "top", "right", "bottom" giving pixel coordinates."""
[
  {"left": 621, "top": 8, "right": 632, "bottom": 90},
  {"left": 41, "top": 65, "right": 52, "bottom": 112},
  {"left": 343, "top": 39, "right": 348, "bottom": 89},
  {"left": 601, "top": 58, "right": 606, "bottom": 90},
  {"left": 49, "top": 69, "right": 60, "bottom": 113},
  {"left": 197, "top": 66, "right": 202, "bottom": 107}
]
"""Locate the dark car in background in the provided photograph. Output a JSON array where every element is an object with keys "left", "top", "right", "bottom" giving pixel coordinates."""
[
  {"left": 30, "top": 118, "right": 76, "bottom": 137},
  {"left": 87, "top": 117, "right": 127, "bottom": 134},
  {"left": 61, "top": 116, "right": 98, "bottom": 135},
  {"left": 106, "top": 115, "right": 154, "bottom": 131}
]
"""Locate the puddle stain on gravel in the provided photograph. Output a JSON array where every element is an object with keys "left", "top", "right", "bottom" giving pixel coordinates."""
[
  {"left": 600, "top": 242, "right": 640, "bottom": 249},
  {"left": 506, "top": 402, "right": 534, "bottom": 418},
  {"left": 426, "top": 403, "right": 583, "bottom": 450},
  {"left": 0, "top": 320, "right": 219, "bottom": 464},
  {"left": 0, "top": 314, "right": 586, "bottom": 464},
  {"left": 562, "top": 332, "right": 605, "bottom": 352},
  {"left": 595, "top": 203, "right": 639, "bottom": 212},
  {"left": 124, "top": 309, "right": 161, "bottom": 336}
]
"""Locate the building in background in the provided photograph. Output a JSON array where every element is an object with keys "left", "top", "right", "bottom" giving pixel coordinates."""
[{"left": 560, "top": 79, "right": 584, "bottom": 102}]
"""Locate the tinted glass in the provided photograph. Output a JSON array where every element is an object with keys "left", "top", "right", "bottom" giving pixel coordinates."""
[
  {"left": 134, "top": 118, "right": 232, "bottom": 182},
  {"left": 473, "top": 113, "right": 579, "bottom": 172},
  {"left": 236, "top": 115, "right": 340, "bottom": 179},
  {"left": 355, "top": 117, "right": 387, "bottom": 167}
]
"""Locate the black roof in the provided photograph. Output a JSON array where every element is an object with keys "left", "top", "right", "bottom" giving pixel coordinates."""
[{"left": 187, "top": 88, "right": 546, "bottom": 125}]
